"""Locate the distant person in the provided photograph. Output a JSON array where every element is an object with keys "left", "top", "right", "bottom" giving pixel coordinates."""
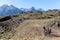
[
  {"left": 47, "top": 27, "right": 51, "bottom": 35},
  {"left": 43, "top": 27, "right": 51, "bottom": 36},
  {"left": 43, "top": 27, "right": 47, "bottom": 36},
  {"left": 58, "top": 23, "right": 60, "bottom": 27}
]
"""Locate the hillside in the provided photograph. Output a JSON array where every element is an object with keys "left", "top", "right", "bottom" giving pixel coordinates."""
[
  {"left": 11, "top": 17, "right": 60, "bottom": 40},
  {"left": 0, "top": 10, "right": 60, "bottom": 40}
]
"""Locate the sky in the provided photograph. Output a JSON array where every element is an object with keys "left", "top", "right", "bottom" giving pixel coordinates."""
[{"left": 0, "top": 0, "right": 60, "bottom": 10}]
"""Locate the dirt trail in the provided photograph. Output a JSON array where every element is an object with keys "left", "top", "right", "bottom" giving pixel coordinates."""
[{"left": 11, "top": 19, "right": 60, "bottom": 40}]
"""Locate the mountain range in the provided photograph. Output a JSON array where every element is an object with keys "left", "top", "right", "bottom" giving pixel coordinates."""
[{"left": 0, "top": 5, "right": 37, "bottom": 16}]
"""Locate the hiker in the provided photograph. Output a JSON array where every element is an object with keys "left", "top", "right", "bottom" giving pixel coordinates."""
[
  {"left": 43, "top": 27, "right": 51, "bottom": 36},
  {"left": 43, "top": 27, "right": 47, "bottom": 36},
  {"left": 57, "top": 22, "right": 60, "bottom": 27},
  {"left": 47, "top": 27, "right": 51, "bottom": 35}
]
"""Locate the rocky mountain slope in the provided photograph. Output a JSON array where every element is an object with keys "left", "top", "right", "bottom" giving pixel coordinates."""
[
  {"left": 0, "top": 9, "right": 60, "bottom": 40},
  {"left": 11, "top": 17, "right": 60, "bottom": 40}
]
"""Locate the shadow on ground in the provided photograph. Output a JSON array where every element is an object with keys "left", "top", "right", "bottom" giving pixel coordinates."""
[{"left": 50, "top": 33, "right": 60, "bottom": 37}]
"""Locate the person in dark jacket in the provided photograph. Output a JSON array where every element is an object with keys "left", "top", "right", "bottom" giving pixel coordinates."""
[{"left": 47, "top": 27, "right": 51, "bottom": 35}]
